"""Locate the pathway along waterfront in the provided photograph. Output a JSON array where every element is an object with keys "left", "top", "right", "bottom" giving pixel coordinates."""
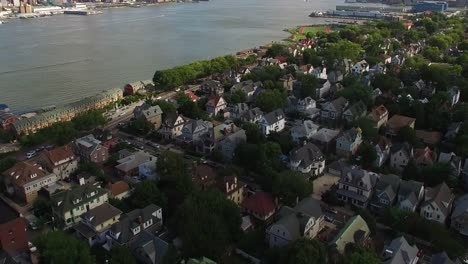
[{"left": 0, "top": 0, "right": 341, "bottom": 114}]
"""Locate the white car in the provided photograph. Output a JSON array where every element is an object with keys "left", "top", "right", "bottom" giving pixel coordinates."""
[{"left": 28, "top": 241, "right": 37, "bottom": 253}]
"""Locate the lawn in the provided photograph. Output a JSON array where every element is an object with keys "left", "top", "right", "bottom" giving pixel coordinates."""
[{"left": 290, "top": 25, "right": 328, "bottom": 40}]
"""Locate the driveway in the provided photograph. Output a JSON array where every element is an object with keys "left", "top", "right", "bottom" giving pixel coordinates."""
[{"left": 312, "top": 173, "right": 340, "bottom": 200}]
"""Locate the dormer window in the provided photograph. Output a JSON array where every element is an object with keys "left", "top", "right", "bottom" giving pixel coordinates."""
[
  {"left": 358, "top": 181, "right": 364, "bottom": 187},
  {"left": 30, "top": 173, "right": 37, "bottom": 179}
]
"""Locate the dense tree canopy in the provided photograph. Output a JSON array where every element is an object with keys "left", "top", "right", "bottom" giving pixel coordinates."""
[
  {"left": 255, "top": 89, "right": 287, "bottom": 112},
  {"left": 35, "top": 231, "right": 95, "bottom": 264},
  {"left": 272, "top": 170, "right": 313, "bottom": 206}
]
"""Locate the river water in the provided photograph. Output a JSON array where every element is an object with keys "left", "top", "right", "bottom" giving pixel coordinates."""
[{"left": 0, "top": 0, "right": 341, "bottom": 113}]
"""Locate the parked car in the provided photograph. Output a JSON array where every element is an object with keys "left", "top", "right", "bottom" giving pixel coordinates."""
[{"left": 28, "top": 242, "right": 37, "bottom": 253}]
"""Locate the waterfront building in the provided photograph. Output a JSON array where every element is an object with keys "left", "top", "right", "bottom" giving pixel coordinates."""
[
  {"left": 11, "top": 88, "right": 122, "bottom": 135},
  {"left": 0, "top": 111, "right": 17, "bottom": 131},
  {"left": 0, "top": 199, "right": 28, "bottom": 256},
  {"left": 413, "top": 1, "right": 448, "bottom": 12}
]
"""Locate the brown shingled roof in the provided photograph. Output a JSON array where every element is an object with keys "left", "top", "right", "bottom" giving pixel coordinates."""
[
  {"left": 387, "top": 115, "right": 415, "bottom": 129},
  {"left": 106, "top": 181, "right": 130, "bottom": 197},
  {"left": 415, "top": 130, "right": 441, "bottom": 145},
  {"left": 3, "top": 161, "right": 49, "bottom": 187},
  {"left": 42, "top": 145, "right": 75, "bottom": 167}
]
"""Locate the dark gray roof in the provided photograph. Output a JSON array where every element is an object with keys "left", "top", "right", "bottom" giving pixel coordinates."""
[
  {"left": 338, "top": 128, "right": 361, "bottom": 142},
  {"left": 262, "top": 109, "right": 285, "bottom": 125},
  {"left": 290, "top": 143, "right": 324, "bottom": 168},
  {"left": 130, "top": 230, "right": 169, "bottom": 264},
  {"left": 51, "top": 184, "right": 108, "bottom": 214},
  {"left": 374, "top": 174, "right": 400, "bottom": 202},
  {"left": 273, "top": 198, "right": 323, "bottom": 241},
  {"left": 391, "top": 142, "right": 412, "bottom": 155},
  {"left": 382, "top": 236, "right": 419, "bottom": 264},
  {"left": 345, "top": 101, "right": 367, "bottom": 117},
  {"left": 310, "top": 128, "right": 340, "bottom": 143},
  {"left": 109, "top": 204, "right": 162, "bottom": 245},
  {"left": 242, "top": 108, "right": 263, "bottom": 121},
  {"left": 340, "top": 167, "right": 378, "bottom": 191},
  {"left": 452, "top": 194, "right": 468, "bottom": 219},
  {"left": 423, "top": 182, "right": 454, "bottom": 217},
  {"left": 81, "top": 203, "right": 122, "bottom": 227},
  {"left": 431, "top": 251, "right": 459, "bottom": 264},
  {"left": 329, "top": 97, "right": 349, "bottom": 113},
  {"left": 398, "top": 180, "right": 423, "bottom": 204}
]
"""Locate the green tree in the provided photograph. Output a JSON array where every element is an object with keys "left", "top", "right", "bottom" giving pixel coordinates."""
[
  {"left": 109, "top": 246, "right": 136, "bottom": 264},
  {"left": 299, "top": 75, "right": 319, "bottom": 99},
  {"left": 348, "top": 249, "right": 381, "bottom": 264},
  {"left": 175, "top": 190, "right": 241, "bottom": 261},
  {"left": 255, "top": 89, "right": 287, "bottom": 112},
  {"left": 422, "top": 46, "right": 442, "bottom": 62},
  {"left": 242, "top": 123, "right": 265, "bottom": 144},
  {"left": 303, "top": 49, "right": 322, "bottom": 67},
  {"left": 356, "top": 142, "right": 377, "bottom": 168},
  {"left": 272, "top": 171, "right": 313, "bottom": 206},
  {"left": 397, "top": 126, "right": 417, "bottom": 145},
  {"left": 358, "top": 209, "right": 377, "bottom": 236},
  {"left": 280, "top": 239, "right": 327, "bottom": 264},
  {"left": 34, "top": 231, "right": 95, "bottom": 264},
  {"left": 355, "top": 118, "right": 378, "bottom": 140},
  {"left": 0, "top": 157, "right": 16, "bottom": 173},
  {"left": 152, "top": 100, "right": 177, "bottom": 115},
  {"left": 130, "top": 180, "right": 167, "bottom": 209},
  {"left": 128, "top": 117, "right": 152, "bottom": 136},
  {"left": 72, "top": 110, "right": 106, "bottom": 131},
  {"left": 372, "top": 73, "right": 401, "bottom": 93},
  {"left": 266, "top": 44, "right": 288, "bottom": 57}
]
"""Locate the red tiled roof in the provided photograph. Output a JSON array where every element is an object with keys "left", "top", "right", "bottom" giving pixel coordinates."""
[
  {"left": 414, "top": 146, "right": 436, "bottom": 162},
  {"left": 102, "top": 138, "right": 119, "bottom": 149},
  {"left": 241, "top": 192, "right": 276, "bottom": 217},
  {"left": 185, "top": 91, "right": 199, "bottom": 102},
  {"left": 274, "top": 56, "right": 287, "bottom": 63},
  {"left": 369, "top": 105, "right": 388, "bottom": 121},
  {"left": 106, "top": 181, "right": 129, "bottom": 197},
  {"left": 206, "top": 95, "right": 223, "bottom": 107}
]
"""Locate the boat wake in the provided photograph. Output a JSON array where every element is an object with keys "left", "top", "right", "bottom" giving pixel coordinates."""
[{"left": 0, "top": 58, "right": 92, "bottom": 75}]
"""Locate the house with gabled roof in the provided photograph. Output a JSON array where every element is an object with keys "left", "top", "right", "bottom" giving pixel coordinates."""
[
  {"left": 330, "top": 215, "right": 370, "bottom": 254},
  {"left": 451, "top": 194, "right": 468, "bottom": 236},
  {"left": 336, "top": 167, "right": 379, "bottom": 208},
  {"left": 266, "top": 198, "right": 324, "bottom": 247},
  {"left": 104, "top": 204, "right": 163, "bottom": 250},
  {"left": 241, "top": 107, "right": 263, "bottom": 124},
  {"left": 370, "top": 174, "right": 400, "bottom": 213},
  {"left": 115, "top": 151, "right": 157, "bottom": 180},
  {"left": 241, "top": 192, "right": 277, "bottom": 222},
  {"left": 229, "top": 103, "right": 249, "bottom": 120},
  {"left": 320, "top": 97, "right": 349, "bottom": 128},
  {"left": 158, "top": 113, "right": 188, "bottom": 140},
  {"left": 420, "top": 182, "right": 454, "bottom": 224},
  {"left": 390, "top": 142, "right": 413, "bottom": 172},
  {"left": 129, "top": 230, "right": 169, "bottom": 264},
  {"left": 133, "top": 104, "right": 163, "bottom": 130},
  {"left": 309, "top": 128, "right": 340, "bottom": 154},
  {"left": 36, "top": 144, "right": 78, "bottom": 180},
  {"left": 397, "top": 180, "right": 424, "bottom": 212},
  {"left": 51, "top": 183, "right": 109, "bottom": 227},
  {"left": 177, "top": 119, "right": 213, "bottom": 145},
  {"left": 206, "top": 95, "right": 227, "bottom": 117},
  {"left": 415, "top": 130, "right": 441, "bottom": 146},
  {"left": 289, "top": 143, "right": 325, "bottom": 177},
  {"left": 106, "top": 181, "right": 131, "bottom": 200},
  {"left": 382, "top": 236, "right": 419, "bottom": 264},
  {"left": 336, "top": 128, "right": 363, "bottom": 158},
  {"left": 373, "top": 136, "right": 392, "bottom": 168},
  {"left": 438, "top": 152, "right": 463, "bottom": 178},
  {"left": 217, "top": 175, "right": 245, "bottom": 205},
  {"left": 290, "top": 120, "right": 319, "bottom": 143},
  {"left": 219, "top": 128, "right": 246, "bottom": 161},
  {"left": 430, "top": 251, "right": 460, "bottom": 264},
  {"left": 259, "top": 109, "right": 286, "bottom": 136},
  {"left": 368, "top": 105, "right": 389, "bottom": 128},
  {"left": 201, "top": 80, "right": 223, "bottom": 95},
  {"left": 2, "top": 161, "right": 58, "bottom": 204},
  {"left": 343, "top": 101, "right": 367, "bottom": 125},
  {"left": 351, "top": 60, "right": 369, "bottom": 75},
  {"left": 413, "top": 146, "right": 437, "bottom": 168},
  {"left": 279, "top": 74, "right": 295, "bottom": 92},
  {"left": 231, "top": 80, "right": 261, "bottom": 102},
  {"left": 75, "top": 134, "right": 109, "bottom": 163}
]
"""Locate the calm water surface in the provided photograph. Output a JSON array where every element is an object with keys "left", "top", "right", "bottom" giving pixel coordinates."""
[{"left": 0, "top": 0, "right": 341, "bottom": 113}]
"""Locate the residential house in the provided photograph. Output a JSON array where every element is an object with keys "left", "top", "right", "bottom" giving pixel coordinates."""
[
  {"left": 336, "top": 167, "right": 379, "bottom": 208},
  {"left": 36, "top": 144, "right": 78, "bottom": 180},
  {"left": 328, "top": 159, "right": 349, "bottom": 177},
  {"left": 75, "top": 203, "right": 122, "bottom": 246},
  {"left": 104, "top": 204, "right": 163, "bottom": 250},
  {"left": 368, "top": 105, "right": 389, "bottom": 128},
  {"left": 106, "top": 181, "right": 131, "bottom": 200},
  {"left": 196, "top": 122, "right": 239, "bottom": 155},
  {"left": 241, "top": 192, "right": 276, "bottom": 221},
  {"left": 201, "top": 80, "right": 223, "bottom": 95},
  {"left": 133, "top": 104, "right": 163, "bottom": 130},
  {"left": 217, "top": 175, "right": 245, "bottom": 205},
  {"left": 397, "top": 180, "right": 424, "bottom": 212},
  {"left": 0, "top": 199, "right": 28, "bottom": 255},
  {"left": 451, "top": 194, "right": 468, "bottom": 236},
  {"left": 413, "top": 147, "right": 437, "bottom": 168},
  {"left": 3, "top": 161, "right": 58, "bottom": 203},
  {"left": 290, "top": 120, "right": 319, "bottom": 143},
  {"left": 315, "top": 79, "right": 332, "bottom": 99},
  {"left": 191, "top": 164, "right": 217, "bottom": 191},
  {"left": 75, "top": 134, "right": 109, "bottom": 163},
  {"left": 370, "top": 174, "right": 400, "bottom": 213},
  {"left": 448, "top": 86, "right": 460, "bottom": 107},
  {"left": 309, "top": 128, "right": 340, "bottom": 154},
  {"left": 241, "top": 107, "right": 263, "bottom": 123},
  {"left": 320, "top": 97, "right": 348, "bottom": 128},
  {"left": 414, "top": 79, "right": 436, "bottom": 98},
  {"left": 279, "top": 74, "right": 295, "bottom": 92},
  {"left": 327, "top": 70, "right": 344, "bottom": 84},
  {"left": 420, "top": 182, "right": 454, "bottom": 224},
  {"left": 330, "top": 215, "right": 370, "bottom": 254},
  {"left": 115, "top": 151, "right": 157, "bottom": 180},
  {"left": 351, "top": 60, "right": 369, "bottom": 75},
  {"left": 390, "top": 142, "right": 413, "bottom": 172},
  {"left": 391, "top": 54, "right": 405, "bottom": 65},
  {"left": 430, "top": 252, "right": 460, "bottom": 264},
  {"left": 51, "top": 184, "right": 109, "bottom": 227},
  {"left": 335, "top": 128, "right": 363, "bottom": 158},
  {"left": 219, "top": 128, "right": 246, "bottom": 161},
  {"left": 386, "top": 115, "right": 416, "bottom": 137},
  {"left": 185, "top": 90, "right": 199, "bottom": 102},
  {"left": 372, "top": 136, "right": 391, "bottom": 168},
  {"left": 342, "top": 101, "right": 367, "bottom": 125},
  {"left": 231, "top": 80, "right": 260, "bottom": 102},
  {"left": 289, "top": 143, "right": 325, "bottom": 177},
  {"left": 287, "top": 96, "right": 319, "bottom": 119},
  {"left": 370, "top": 63, "right": 386, "bottom": 76},
  {"left": 129, "top": 230, "right": 169, "bottom": 264},
  {"left": 177, "top": 119, "right": 212, "bottom": 145},
  {"left": 438, "top": 152, "right": 463, "bottom": 178},
  {"left": 415, "top": 130, "right": 442, "bottom": 146},
  {"left": 205, "top": 96, "right": 227, "bottom": 117},
  {"left": 311, "top": 66, "right": 328, "bottom": 80},
  {"left": 266, "top": 198, "right": 324, "bottom": 247},
  {"left": 158, "top": 113, "right": 188, "bottom": 140},
  {"left": 382, "top": 236, "right": 419, "bottom": 264},
  {"left": 444, "top": 122, "right": 462, "bottom": 141},
  {"left": 0, "top": 111, "right": 17, "bottom": 131},
  {"left": 230, "top": 103, "right": 249, "bottom": 120},
  {"left": 259, "top": 109, "right": 286, "bottom": 136}
]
